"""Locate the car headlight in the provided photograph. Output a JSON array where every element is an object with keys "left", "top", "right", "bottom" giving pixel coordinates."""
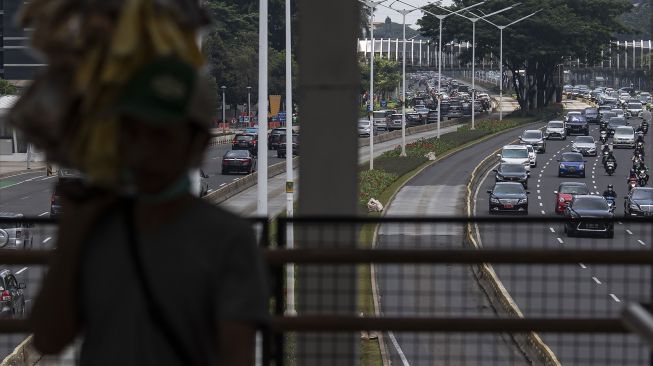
[
  {"left": 630, "top": 203, "right": 640, "bottom": 210},
  {"left": 560, "top": 163, "right": 566, "bottom": 168},
  {"left": 490, "top": 197, "right": 500, "bottom": 204},
  {"left": 518, "top": 198, "right": 528, "bottom": 204},
  {"left": 579, "top": 164, "right": 585, "bottom": 170}
]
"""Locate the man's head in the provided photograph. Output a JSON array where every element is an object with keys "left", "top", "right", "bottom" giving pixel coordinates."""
[{"left": 116, "top": 57, "right": 212, "bottom": 195}]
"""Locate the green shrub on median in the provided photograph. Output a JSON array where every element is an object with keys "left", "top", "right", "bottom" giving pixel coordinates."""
[{"left": 358, "top": 169, "right": 398, "bottom": 207}]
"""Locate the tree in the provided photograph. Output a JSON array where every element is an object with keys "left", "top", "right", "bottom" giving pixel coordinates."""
[
  {"left": 418, "top": 0, "right": 633, "bottom": 112},
  {"left": 359, "top": 57, "right": 401, "bottom": 99},
  {"left": 0, "top": 79, "right": 17, "bottom": 95}
]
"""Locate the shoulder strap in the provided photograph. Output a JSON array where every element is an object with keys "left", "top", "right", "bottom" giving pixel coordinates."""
[{"left": 122, "top": 197, "right": 200, "bottom": 365}]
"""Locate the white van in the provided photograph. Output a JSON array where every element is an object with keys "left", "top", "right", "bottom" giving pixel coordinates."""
[{"left": 498, "top": 145, "right": 531, "bottom": 172}]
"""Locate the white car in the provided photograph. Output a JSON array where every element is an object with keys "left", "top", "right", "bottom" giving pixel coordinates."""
[
  {"left": 545, "top": 120, "right": 566, "bottom": 140},
  {"left": 498, "top": 145, "right": 531, "bottom": 172},
  {"left": 525, "top": 145, "right": 537, "bottom": 167},
  {"left": 571, "top": 136, "right": 597, "bottom": 156},
  {"left": 625, "top": 101, "right": 644, "bottom": 118},
  {"left": 612, "top": 126, "right": 635, "bottom": 148}
]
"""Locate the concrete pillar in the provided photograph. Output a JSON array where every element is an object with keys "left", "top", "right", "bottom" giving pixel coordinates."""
[
  {"left": 364, "top": 38, "right": 368, "bottom": 60},
  {"left": 617, "top": 41, "right": 620, "bottom": 69},
  {"left": 395, "top": 38, "right": 399, "bottom": 62},
  {"left": 387, "top": 38, "right": 391, "bottom": 59},
  {"left": 297, "top": 0, "right": 359, "bottom": 363},
  {"left": 419, "top": 40, "right": 422, "bottom": 67},
  {"left": 411, "top": 39, "right": 414, "bottom": 65}
]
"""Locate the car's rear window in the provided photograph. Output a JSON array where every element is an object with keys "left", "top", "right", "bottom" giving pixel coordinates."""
[
  {"left": 572, "top": 198, "right": 608, "bottom": 211},
  {"left": 576, "top": 136, "right": 594, "bottom": 143},
  {"left": 523, "top": 131, "right": 541, "bottom": 139},
  {"left": 502, "top": 148, "right": 528, "bottom": 159},
  {"left": 615, "top": 126, "right": 634, "bottom": 135},
  {"left": 493, "top": 184, "right": 524, "bottom": 195},
  {"left": 628, "top": 103, "right": 642, "bottom": 109},
  {"left": 560, "top": 185, "right": 589, "bottom": 195},
  {"left": 632, "top": 189, "right": 653, "bottom": 200},
  {"left": 500, "top": 164, "right": 526, "bottom": 173},
  {"left": 561, "top": 153, "right": 583, "bottom": 162},
  {"left": 225, "top": 150, "right": 250, "bottom": 158},
  {"left": 236, "top": 135, "right": 254, "bottom": 141},
  {"left": 548, "top": 122, "right": 563, "bottom": 128}
]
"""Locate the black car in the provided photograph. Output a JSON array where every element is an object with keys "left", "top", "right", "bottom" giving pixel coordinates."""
[
  {"left": 232, "top": 133, "right": 258, "bottom": 155},
  {"left": 50, "top": 168, "right": 84, "bottom": 219},
  {"left": 277, "top": 134, "right": 299, "bottom": 158},
  {"left": 426, "top": 110, "right": 440, "bottom": 124},
  {"left": 0, "top": 270, "right": 26, "bottom": 318},
  {"left": 494, "top": 163, "right": 529, "bottom": 188},
  {"left": 566, "top": 116, "right": 589, "bottom": 136},
  {"left": 583, "top": 107, "right": 599, "bottom": 124},
  {"left": 564, "top": 195, "right": 614, "bottom": 238},
  {"left": 607, "top": 117, "right": 628, "bottom": 136},
  {"left": 221, "top": 150, "right": 257, "bottom": 175},
  {"left": 406, "top": 112, "right": 422, "bottom": 127},
  {"left": 599, "top": 111, "right": 617, "bottom": 130},
  {"left": 487, "top": 182, "right": 529, "bottom": 214},
  {"left": 625, "top": 187, "right": 653, "bottom": 216},
  {"left": 267, "top": 128, "right": 286, "bottom": 150}
]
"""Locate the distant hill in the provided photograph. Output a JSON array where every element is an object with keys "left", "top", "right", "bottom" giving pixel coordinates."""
[{"left": 616, "top": 0, "right": 651, "bottom": 41}]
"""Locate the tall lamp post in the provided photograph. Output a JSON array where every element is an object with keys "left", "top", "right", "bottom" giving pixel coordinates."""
[
  {"left": 470, "top": 9, "right": 540, "bottom": 120},
  {"left": 361, "top": 0, "right": 386, "bottom": 170},
  {"left": 257, "top": 0, "right": 269, "bottom": 216},
  {"left": 284, "top": 0, "right": 296, "bottom": 315},
  {"left": 463, "top": 4, "right": 521, "bottom": 129},
  {"left": 394, "top": 0, "right": 487, "bottom": 135},
  {"left": 221, "top": 85, "right": 227, "bottom": 133},
  {"left": 378, "top": 2, "right": 415, "bottom": 156},
  {"left": 246, "top": 85, "right": 252, "bottom": 126}
]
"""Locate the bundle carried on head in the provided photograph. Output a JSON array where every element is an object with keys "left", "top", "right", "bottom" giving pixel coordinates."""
[{"left": 9, "top": 0, "right": 208, "bottom": 188}]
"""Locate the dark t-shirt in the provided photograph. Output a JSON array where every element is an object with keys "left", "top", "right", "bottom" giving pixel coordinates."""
[{"left": 79, "top": 198, "right": 268, "bottom": 365}]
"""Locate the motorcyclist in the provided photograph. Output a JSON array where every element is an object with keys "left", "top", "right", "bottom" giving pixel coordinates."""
[
  {"left": 602, "top": 184, "right": 617, "bottom": 199},
  {"left": 635, "top": 161, "right": 650, "bottom": 182},
  {"left": 604, "top": 152, "right": 617, "bottom": 170}
]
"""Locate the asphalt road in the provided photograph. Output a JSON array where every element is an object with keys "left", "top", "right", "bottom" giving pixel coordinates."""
[
  {"left": 474, "top": 101, "right": 653, "bottom": 365},
  {"left": 376, "top": 117, "right": 551, "bottom": 365}
]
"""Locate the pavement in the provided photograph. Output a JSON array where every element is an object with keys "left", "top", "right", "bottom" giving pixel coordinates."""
[{"left": 0, "top": 161, "right": 46, "bottom": 179}]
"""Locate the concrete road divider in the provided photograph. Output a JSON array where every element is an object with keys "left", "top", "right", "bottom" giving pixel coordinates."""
[{"left": 204, "top": 157, "right": 299, "bottom": 205}]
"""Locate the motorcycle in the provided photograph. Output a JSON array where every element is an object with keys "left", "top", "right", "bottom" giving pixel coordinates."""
[
  {"left": 638, "top": 170, "right": 649, "bottom": 187},
  {"left": 602, "top": 149, "right": 611, "bottom": 164},
  {"left": 604, "top": 196, "right": 616, "bottom": 212},
  {"left": 628, "top": 177, "right": 638, "bottom": 191},
  {"left": 600, "top": 130, "right": 608, "bottom": 144},
  {"left": 605, "top": 160, "right": 616, "bottom": 176},
  {"left": 643, "top": 122, "right": 649, "bottom": 135}
]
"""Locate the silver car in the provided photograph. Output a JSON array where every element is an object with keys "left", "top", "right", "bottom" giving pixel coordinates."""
[
  {"left": 571, "top": 136, "right": 597, "bottom": 156},
  {"left": 519, "top": 130, "right": 546, "bottom": 153},
  {"left": 0, "top": 213, "right": 32, "bottom": 250},
  {"left": 625, "top": 101, "right": 644, "bottom": 119},
  {"left": 613, "top": 126, "right": 635, "bottom": 148},
  {"left": 358, "top": 119, "right": 378, "bottom": 137},
  {"left": 545, "top": 120, "right": 566, "bottom": 140}
]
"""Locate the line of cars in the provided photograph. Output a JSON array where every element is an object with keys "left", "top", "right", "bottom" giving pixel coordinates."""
[{"left": 222, "top": 127, "right": 299, "bottom": 175}]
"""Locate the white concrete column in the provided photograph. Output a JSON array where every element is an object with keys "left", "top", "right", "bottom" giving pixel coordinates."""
[
  {"left": 395, "top": 38, "right": 399, "bottom": 61},
  {"left": 364, "top": 38, "right": 368, "bottom": 60},
  {"left": 617, "top": 41, "right": 620, "bottom": 69},
  {"left": 411, "top": 39, "right": 414, "bottom": 65},
  {"left": 609, "top": 43, "right": 612, "bottom": 68},
  {"left": 601, "top": 50, "right": 604, "bottom": 68},
  {"left": 419, "top": 40, "right": 422, "bottom": 67},
  {"left": 649, "top": 40, "right": 652, "bottom": 71}
]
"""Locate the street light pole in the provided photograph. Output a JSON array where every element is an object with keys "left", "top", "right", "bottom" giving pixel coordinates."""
[
  {"left": 221, "top": 85, "right": 227, "bottom": 133},
  {"left": 470, "top": 9, "right": 540, "bottom": 121},
  {"left": 246, "top": 86, "right": 252, "bottom": 126},
  {"left": 285, "top": 0, "right": 295, "bottom": 315},
  {"left": 396, "top": 9, "right": 414, "bottom": 156},
  {"left": 257, "top": 0, "right": 269, "bottom": 217},
  {"left": 362, "top": 0, "right": 385, "bottom": 170}
]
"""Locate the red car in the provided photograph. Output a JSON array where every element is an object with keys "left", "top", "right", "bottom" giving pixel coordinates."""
[{"left": 555, "top": 182, "right": 589, "bottom": 214}]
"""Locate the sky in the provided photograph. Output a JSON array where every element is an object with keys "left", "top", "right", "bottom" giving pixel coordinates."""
[{"left": 373, "top": 0, "right": 454, "bottom": 30}]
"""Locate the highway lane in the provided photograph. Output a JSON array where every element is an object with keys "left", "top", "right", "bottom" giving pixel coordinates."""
[
  {"left": 474, "top": 101, "right": 653, "bottom": 365},
  {"left": 376, "top": 117, "right": 550, "bottom": 365}
]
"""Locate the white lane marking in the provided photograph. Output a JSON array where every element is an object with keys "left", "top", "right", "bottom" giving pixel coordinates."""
[
  {"left": 24, "top": 299, "right": 32, "bottom": 303},
  {"left": 537, "top": 190, "right": 541, "bottom": 194},
  {"left": 43, "top": 237, "right": 51, "bottom": 243},
  {"left": 207, "top": 189, "right": 213, "bottom": 194},
  {"left": 638, "top": 240, "right": 646, "bottom": 246},
  {"left": 15, "top": 267, "right": 28, "bottom": 275},
  {"left": 20, "top": 196, "right": 30, "bottom": 200},
  {"left": 538, "top": 196, "right": 541, "bottom": 200},
  {"left": 539, "top": 202, "right": 543, "bottom": 206},
  {"left": 626, "top": 229, "right": 633, "bottom": 235},
  {"left": 557, "top": 237, "right": 564, "bottom": 244},
  {"left": 541, "top": 210, "right": 546, "bottom": 215},
  {"left": 388, "top": 331, "right": 410, "bottom": 366},
  {"left": 38, "top": 212, "right": 49, "bottom": 217},
  {"left": 40, "top": 176, "right": 56, "bottom": 181},
  {"left": 219, "top": 183, "right": 226, "bottom": 187},
  {"left": 579, "top": 263, "right": 587, "bottom": 269},
  {"left": 592, "top": 180, "right": 596, "bottom": 184},
  {"left": 537, "top": 184, "right": 540, "bottom": 188},
  {"left": 618, "top": 221, "right": 623, "bottom": 225},
  {"left": 592, "top": 276, "right": 602, "bottom": 285},
  {"left": 549, "top": 227, "right": 555, "bottom": 233},
  {"left": 610, "top": 294, "right": 621, "bottom": 303}
]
